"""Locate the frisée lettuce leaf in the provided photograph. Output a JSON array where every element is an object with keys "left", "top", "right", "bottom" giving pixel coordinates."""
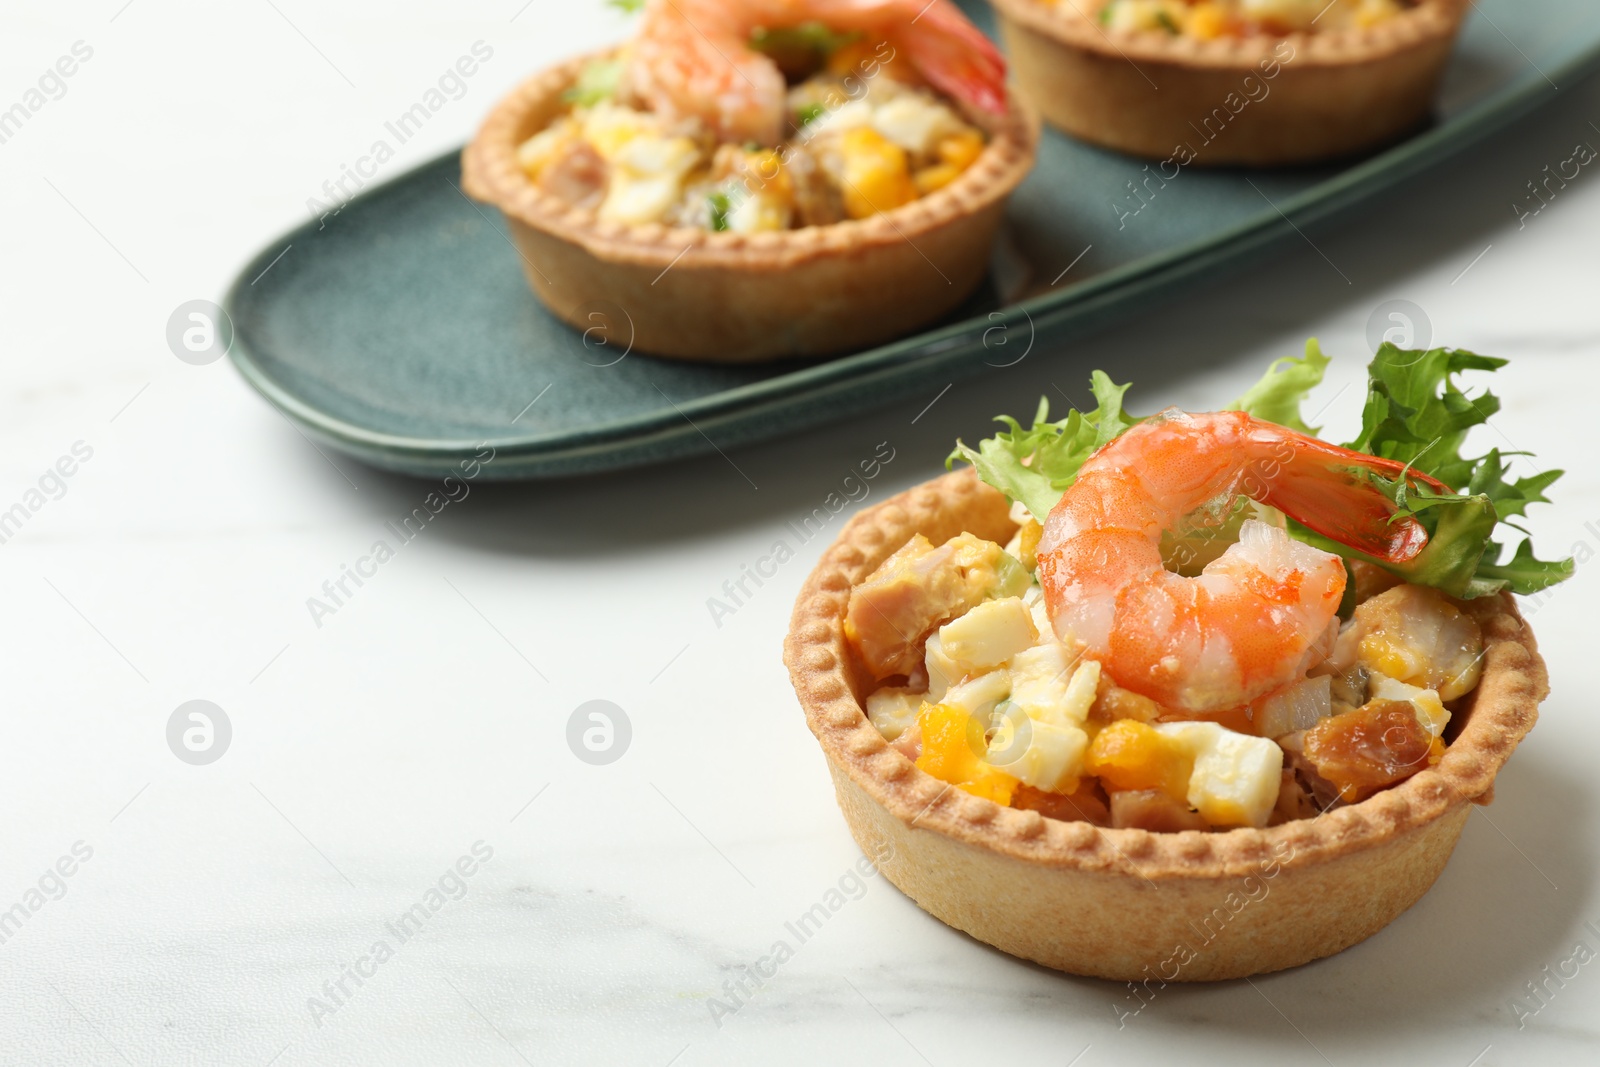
[
  {"left": 945, "top": 371, "right": 1137, "bottom": 522},
  {"left": 1315, "top": 343, "right": 1571, "bottom": 597},
  {"left": 1229, "top": 338, "right": 1332, "bottom": 436},
  {"left": 947, "top": 340, "right": 1572, "bottom": 598}
]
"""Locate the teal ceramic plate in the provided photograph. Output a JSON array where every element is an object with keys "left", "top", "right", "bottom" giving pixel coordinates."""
[{"left": 226, "top": 0, "right": 1600, "bottom": 480}]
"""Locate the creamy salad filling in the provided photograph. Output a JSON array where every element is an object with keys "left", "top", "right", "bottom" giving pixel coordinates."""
[
  {"left": 516, "top": 41, "right": 988, "bottom": 231},
  {"left": 848, "top": 505, "right": 1481, "bottom": 831},
  {"left": 1095, "top": 0, "right": 1413, "bottom": 37}
]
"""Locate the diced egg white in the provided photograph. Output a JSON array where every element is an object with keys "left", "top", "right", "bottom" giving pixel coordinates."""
[
  {"left": 1154, "top": 722, "right": 1283, "bottom": 829},
  {"left": 865, "top": 687, "right": 922, "bottom": 741},
  {"left": 809, "top": 99, "right": 874, "bottom": 139},
  {"left": 987, "top": 718, "right": 1089, "bottom": 793},
  {"left": 614, "top": 134, "right": 699, "bottom": 175},
  {"left": 1006, "top": 642, "right": 1074, "bottom": 721},
  {"left": 941, "top": 670, "right": 1011, "bottom": 723},
  {"left": 1060, "top": 659, "right": 1101, "bottom": 721},
  {"left": 516, "top": 122, "right": 573, "bottom": 178},
  {"left": 924, "top": 633, "right": 959, "bottom": 702},
  {"left": 1027, "top": 595, "right": 1051, "bottom": 640},
  {"left": 598, "top": 175, "right": 678, "bottom": 225},
  {"left": 599, "top": 174, "right": 681, "bottom": 225},
  {"left": 938, "top": 597, "right": 1036, "bottom": 675},
  {"left": 871, "top": 94, "right": 964, "bottom": 156},
  {"left": 1369, "top": 673, "right": 1451, "bottom": 738},
  {"left": 578, "top": 103, "right": 658, "bottom": 160},
  {"left": 599, "top": 134, "right": 701, "bottom": 225},
  {"left": 726, "top": 189, "right": 789, "bottom": 233},
  {"left": 985, "top": 700, "right": 1027, "bottom": 760}
]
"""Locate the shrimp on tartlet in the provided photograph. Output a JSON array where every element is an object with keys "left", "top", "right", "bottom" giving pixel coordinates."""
[
  {"left": 627, "top": 0, "right": 1007, "bottom": 146},
  {"left": 463, "top": 0, "right": 1037, "bottom": 360},
  {"left": 1035, "top": 409, "right": 1447, "bottom": 714},
  {"left": 798, "top": 343, "right": 1562, "bottom": 980},
  {"left": 514, "top": 0, "right": 1010, "bottom": 231}
]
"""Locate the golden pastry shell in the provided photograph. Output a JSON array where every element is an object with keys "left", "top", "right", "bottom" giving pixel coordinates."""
[
  {"left": 784, "top": 467, "right": 1547, "bottom": 980},
  {"left": 988, "top": 0, "right": 1471, "bottom": 165},
  {"left": 461, "top": 52, "right": 1040, "bottom": 362}
]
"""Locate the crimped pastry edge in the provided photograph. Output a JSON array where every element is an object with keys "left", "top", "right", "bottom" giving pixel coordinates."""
[
  {"left": 460, "top": 50, "right": 1040, "bottom": 272},
  {"left": 783, "top": 467, "right": 1548, "bottom": 882},
  {"left": 989, "top": 0, "right": 1471, "bottom": 70}
]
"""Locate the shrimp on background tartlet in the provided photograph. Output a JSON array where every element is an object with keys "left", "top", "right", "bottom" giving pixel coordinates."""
[{"left": 462, "top": 0, "right": 1039, "bottom": 362}]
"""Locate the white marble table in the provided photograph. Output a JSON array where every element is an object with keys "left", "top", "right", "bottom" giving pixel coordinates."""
[{"left": 3, "top": 2, "right": 1598, "bottom": 1064}]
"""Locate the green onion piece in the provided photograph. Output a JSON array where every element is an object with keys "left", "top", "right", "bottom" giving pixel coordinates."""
[
  {"left": 750, "top": 21, "right": 862, "bottom": 58},
  {"left": 708, "top": 191, "right": 732, "bottom": 232}
]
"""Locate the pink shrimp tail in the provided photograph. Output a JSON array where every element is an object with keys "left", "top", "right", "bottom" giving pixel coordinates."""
[
  {"left": 899, "top": 2, "right": 1008, "bottom": 115},
  {"left": 1251, "top": 434, "right": 1451, "bottom": 564}
]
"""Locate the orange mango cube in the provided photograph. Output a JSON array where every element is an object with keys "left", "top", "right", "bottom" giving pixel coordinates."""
[
  {"left": 915, "top": 703, "right": 1018, "bottom": 806},
  {"left": 1086, "top": 719, "right": 1193, "bottom": 800},
  {"left": 936, "top": 130, "right": 985, "bottom": 171},
  {"left": 840, "top": 127, "right": 918, "bottom": 219}
]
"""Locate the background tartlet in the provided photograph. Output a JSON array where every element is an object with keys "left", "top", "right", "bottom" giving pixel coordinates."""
[
  {"left": 462, "top": 53, "right": 1039, "bottom": 363},
  {"left": 785, "top": 467, "right": 1547, "bottom": 981},
  {"left": 989, "top": 0, "right": 1471, "bottom": 165}
]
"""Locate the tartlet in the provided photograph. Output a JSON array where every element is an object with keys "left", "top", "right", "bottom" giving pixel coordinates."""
[
  {"left": 784, "top": 468, "right": 1546, "bottom": 980},
  {"left": 461, "top": 53, "right": 1038, "bottom": 363},
  {"left": 988, "top": 0, "right": 1470, "bottom": 165}
]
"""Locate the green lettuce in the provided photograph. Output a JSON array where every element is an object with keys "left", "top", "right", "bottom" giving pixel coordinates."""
[
  {"left": 1317, "top": 343, "right": 1571, "bottom": 597},
  {"left": 1230, "top": 338, "right": 1331, "bottom": 435},
  {"left": 749, "top": 21, "right": 862, "bottom": 74},
  {"left": 947, "top": 340, "right": 1572, "bottom": 599},
  {"left": 946, "top": 370, "right": 1136, "bottom": 522},
  {"left": 563, "top": 58, "right": 624, "bottom": 106}
]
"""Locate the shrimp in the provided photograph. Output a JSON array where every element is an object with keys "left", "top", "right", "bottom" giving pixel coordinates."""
[
  {"left": 626, "top": 0, "right": 1007, "bottom": 146},
  {"left": 1036, "top": 410, "right": 1449, "bottom": 715}
]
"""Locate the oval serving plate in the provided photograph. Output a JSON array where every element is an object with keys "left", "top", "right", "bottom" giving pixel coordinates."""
[{"left": 224, "top": 0, "right": 1600, "bottom": 480}]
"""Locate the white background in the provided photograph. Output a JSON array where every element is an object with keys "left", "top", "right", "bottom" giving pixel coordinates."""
[{"left": 1, "top": 1, "right": 1597, "bottom": 1064}]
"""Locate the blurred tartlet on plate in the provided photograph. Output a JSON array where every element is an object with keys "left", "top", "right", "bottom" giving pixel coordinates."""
[
  {"left": 462, "top": 0, "right": 1038, "bottom": 362},
  {"left": 988, "top": 0, "right": 1470, "bottom": 165}
]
